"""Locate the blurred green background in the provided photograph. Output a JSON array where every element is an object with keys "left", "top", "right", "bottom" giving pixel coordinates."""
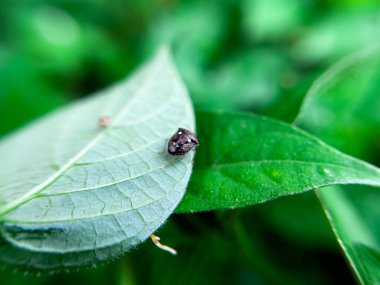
[{"left": 1, "top": 0, "right": 380, "bottom": 284}]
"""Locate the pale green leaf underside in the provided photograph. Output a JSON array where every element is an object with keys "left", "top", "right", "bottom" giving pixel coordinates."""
[{"left": 0, "top": 48, "right": 195, "bottom": 270}]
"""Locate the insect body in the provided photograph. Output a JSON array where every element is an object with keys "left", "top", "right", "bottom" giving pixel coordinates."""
[
  {"left": 168, "top": 128, "right": 199, "bottom": 155},
  {"left": 99, "top": 116, "right": 112, "bottom": 127}
]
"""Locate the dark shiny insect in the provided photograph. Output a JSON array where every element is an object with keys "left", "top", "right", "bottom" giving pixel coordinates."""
[{"left": 168, "top": 128, "right": 199, "bottom": 155}]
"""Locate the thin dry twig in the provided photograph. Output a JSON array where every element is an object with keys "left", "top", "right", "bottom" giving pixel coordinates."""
[{"left": 150, "top": 234, "right": 177, "bottom": 255}]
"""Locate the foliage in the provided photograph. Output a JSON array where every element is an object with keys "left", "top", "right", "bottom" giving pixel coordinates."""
[
  {"left": 1, "top": 0, "right": 380, "bottom": 284},
  {"left": 295, "top": 49, "right": 380, "bottom": 285}
]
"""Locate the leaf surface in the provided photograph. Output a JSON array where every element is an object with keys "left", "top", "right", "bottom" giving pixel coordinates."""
[
  {"left": 177, "top": 111, "right": 380, "bottom": 213},
  {"left": 0, "top": 48, "right": 195, "bottom": 270},
  {"left": 295, "top": 48, "right": 380, "bottom": 284}
]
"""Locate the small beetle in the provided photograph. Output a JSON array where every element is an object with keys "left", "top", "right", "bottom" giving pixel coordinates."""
[{"left": 168, "top": 128, "right": 199, "bottom": 155}]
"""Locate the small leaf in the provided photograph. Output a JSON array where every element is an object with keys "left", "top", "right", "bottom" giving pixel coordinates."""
[
  {"left": 176, "top": 111, "right": 380, "bottom": 213},
  {"left": 316, "top": 185, "right": 380, "bottom": 285},
  {"left": 295, "top": 48, "right": 380, "bottom": 284},
  {"left": 0, "top": 48, "right": 195, "bottom": 270}
]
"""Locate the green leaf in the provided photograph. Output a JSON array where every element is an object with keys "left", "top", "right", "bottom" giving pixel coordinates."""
[
  {"left": 0, "top": 48, "right": 195, "bottom": 270},
  {"left": 316, "top": 186, "right": 380, "bottom": 284},
  {"left": 295, "top": 48, "right": 380, "bottom": 163},
  {"left": 295, "top": 49, "right": 380, "bottom": 284},
  {"left": 176, "top": 111, "right": 380, "bottom": 213}
]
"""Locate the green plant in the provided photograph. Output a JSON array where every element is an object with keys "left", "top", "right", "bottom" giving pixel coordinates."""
[{"left": 1, "top": 46, "right": 380, "bottom": 284}]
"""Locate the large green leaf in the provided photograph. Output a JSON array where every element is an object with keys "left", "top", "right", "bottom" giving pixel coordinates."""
[
  {"left": 295, "top": 48, "right": 380, "bottom": 162},
  {"left": 295, "top": 49, "right": 380, "bottom": 284},
  {"left": 176, "top": 111, "right": 380, "bottom": 213},
  {"left": 0, "top": 48, "right": 195, "bottom": 270}
]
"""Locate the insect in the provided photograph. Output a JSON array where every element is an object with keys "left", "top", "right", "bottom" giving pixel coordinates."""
[
  {"left": 168, "top": 128, "right": 199, "bottom": 155},
  {"left": 99, "top": 116, "right": 112, "bottom": 127}
]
